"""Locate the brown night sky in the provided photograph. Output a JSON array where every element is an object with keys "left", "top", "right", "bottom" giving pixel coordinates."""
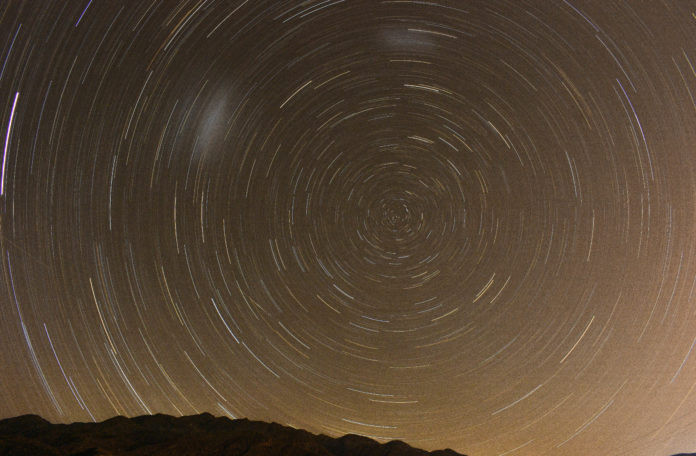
[{"left": 2, "top": 1, "right": 696, "bottom": 455}]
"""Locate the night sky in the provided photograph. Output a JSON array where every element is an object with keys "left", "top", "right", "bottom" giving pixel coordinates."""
[{"left": 1, "top": 1, "right": 696, "bottom": 455}]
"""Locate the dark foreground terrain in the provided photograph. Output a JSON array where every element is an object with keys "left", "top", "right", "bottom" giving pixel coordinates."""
[{"left": 0, "top": 413, "right": 465, "bottom": 456}]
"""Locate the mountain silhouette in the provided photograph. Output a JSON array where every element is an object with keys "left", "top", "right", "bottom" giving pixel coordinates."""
[{"left": 0, "top": 413, "right": 466, "bottom": 456}]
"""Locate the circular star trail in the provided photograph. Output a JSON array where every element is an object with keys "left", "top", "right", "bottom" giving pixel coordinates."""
[{"left": 2, "top": 1, "right": 696, "bottom": 455}]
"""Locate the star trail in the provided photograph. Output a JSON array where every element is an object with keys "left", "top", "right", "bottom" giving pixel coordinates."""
[{"left": 1, "top": 1, "right": 696, "bottom": 455}]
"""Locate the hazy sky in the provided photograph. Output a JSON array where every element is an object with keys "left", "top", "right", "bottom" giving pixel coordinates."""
[{"left": 1, "top": 1, "right": 696, "bottom": 455}]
